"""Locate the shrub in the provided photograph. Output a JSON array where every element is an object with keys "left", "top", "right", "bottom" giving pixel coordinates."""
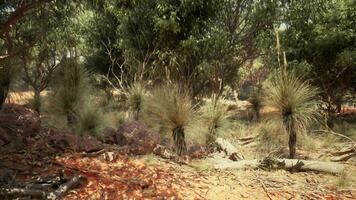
[
  {"left": 264, "top": 70, "right": 320, "bottom": 158},
  {"left": 199, "top": 97, "right": 231, "bottom": 146},
  {"left": 127, "top": 82, "right": 146, "bottom": 120},
  {"left": 142, "top": 84, "right": 196, "bottom": 155}
]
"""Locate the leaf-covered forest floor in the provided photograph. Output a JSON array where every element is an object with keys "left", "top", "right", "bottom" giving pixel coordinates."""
[
  {"left": 2, "top": 128, "right": 355, "bottom": 200},
  {"left": 1, "top": 92, "right": 355, "bottom": 200},
  {"left": 2, "top": 148, "right": 355, "bottom": 200}
]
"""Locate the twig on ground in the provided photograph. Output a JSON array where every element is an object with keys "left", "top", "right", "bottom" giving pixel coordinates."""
[{"left": 254, "top": 176, "right": 274, "bottom": 200}]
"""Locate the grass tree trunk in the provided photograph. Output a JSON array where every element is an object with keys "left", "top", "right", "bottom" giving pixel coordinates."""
[
  {"left": 253, "top": 106, "right": 260, "bottom": 122},
  {"left": 134, "top": 108, "right": 140, "bottom": 121},
  {"left": 66, "top": 110, "right": 77, "bottom": 127},
  {"left": 173, "top": 126, "right": 187, "bottom": 156},
  {"left": 284, "top": 119, "right": 297, "bottom": 159}
]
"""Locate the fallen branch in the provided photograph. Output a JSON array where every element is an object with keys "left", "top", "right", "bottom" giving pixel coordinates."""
[
  {"left": 47, "top": 175, "right": 87, "bottom": 200},
  {"left": 258, "top": 179, "right": 273, "bottom": 200},
  {"left": 215, "top": 158, "right": 345, "bottom": 174},
  {"left": 0, "top": 187, "right": 47, "bottom": 198}
]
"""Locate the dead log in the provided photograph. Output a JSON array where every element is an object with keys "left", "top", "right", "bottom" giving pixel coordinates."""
[
  {"left": 0, "top": 187, "right": 47, "bottom": 198},
  {"left": 214, "top": 158, "right": 345, "bottom": 174},
  {"left": 215, "top": 137, "right": 244, "bottom": 161},
  {"left": 279, "top": 159, "right": 345, "bottom": 174},
  {"left": 47, "top": 175, "right": 87, "bottom": 200}
]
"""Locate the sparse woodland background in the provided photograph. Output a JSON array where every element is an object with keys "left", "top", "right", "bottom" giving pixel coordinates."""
[{"left": 0, "top": 0, "right": 355, "bottom": 199}]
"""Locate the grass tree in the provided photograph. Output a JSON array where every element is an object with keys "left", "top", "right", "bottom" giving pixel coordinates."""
[
  {"left": 199, "top": 97, "right": 231, "bottom": 147},
  {"left": 264, "top": 70, "right": 320, "bottom": 158},
  {"left": 49, "top": 57, "right": 89, "bottom": 126},
  {"left": 127, "top": 82, "right": 146, "bottom": 120},
  {"left": 143, "top": 84, "right": 195, "bottom": 156}
]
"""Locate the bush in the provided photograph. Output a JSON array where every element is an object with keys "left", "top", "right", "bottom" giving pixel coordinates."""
[
  {"left": 264, "top": 69, "right": 320, "bottom": 158},
  {"left": 142, "top": 84, "right": 197, "bottom": 155}
]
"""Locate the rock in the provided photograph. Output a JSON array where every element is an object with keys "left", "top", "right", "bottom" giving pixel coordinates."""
[
  {"left": 188, "top": 144, "right": 208, "bottom": 159},
  {"left": 101, "top": 127, "right": 117, "bottom": 144},
  {"left": 80, "top": 136, "right": 103, "bottom": 153},
  {"left": 115, "top": 121, "right": 160, "bottom": 155},
  {"left": 48, "top": 129, "right": 103, "bottom": 153},
  {"left": 0, "top": 104, "right": 40, "bottom": 137}
]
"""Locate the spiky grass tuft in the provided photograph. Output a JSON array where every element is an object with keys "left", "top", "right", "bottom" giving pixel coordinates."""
[
  {"left": 199, "top": 97, "right": 231, "bottom": 146},
  {"left": 143, "top": 84, "right": 196, "bottom": 155},
  {"left": 264, "top": 70, "right": 320, "bottom": 158},
  {"left": 127, "top": 82, "right": 146, "bottom": 120},
  {"left": 76, "top": 102, "right": 104, "bottom": 137}
]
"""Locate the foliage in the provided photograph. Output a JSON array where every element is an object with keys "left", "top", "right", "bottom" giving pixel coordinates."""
[
  {"left": 264, "top": 69, "right": 320, "bottom": 158},
  {"left": 265, "top": 0, "right": 356, "bottom": 113},
  {"left": 142, "top": 84, "right": 196, "bottom": 155},
  {"left": 127, "top": 82, "right": 146, "bottom": 120},
  {"left": 48, "top": 57, "right": 90, "bottom": 126},
  {"left": 199, "top": 97, "right": 231, "bottom": 146},
  {"left": 84, "top": 0, "right": 277, "bottom": 96}
]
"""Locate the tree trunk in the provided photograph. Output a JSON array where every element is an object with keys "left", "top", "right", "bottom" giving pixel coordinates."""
[
  {"left": 0, "top": 82, "right": 9, "bottom": 110},
  {"left": 33, "top": 89, "right": 41, "bottom": 113}
]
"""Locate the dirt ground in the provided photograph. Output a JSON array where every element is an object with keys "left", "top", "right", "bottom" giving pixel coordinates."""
[
  {"left": 139, "top": 156, "right": 356, "bottom": 200},
  {"left": 49, "top": 152, "right": 355, "bottom": 200}
]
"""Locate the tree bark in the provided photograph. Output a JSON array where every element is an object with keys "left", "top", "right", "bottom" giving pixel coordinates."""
[
  {"left": 0, "top": 84, "right": 9, "bottom": 110},
  {"left": 33, "top": 89, "right": 41, "bottom": 113}
]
